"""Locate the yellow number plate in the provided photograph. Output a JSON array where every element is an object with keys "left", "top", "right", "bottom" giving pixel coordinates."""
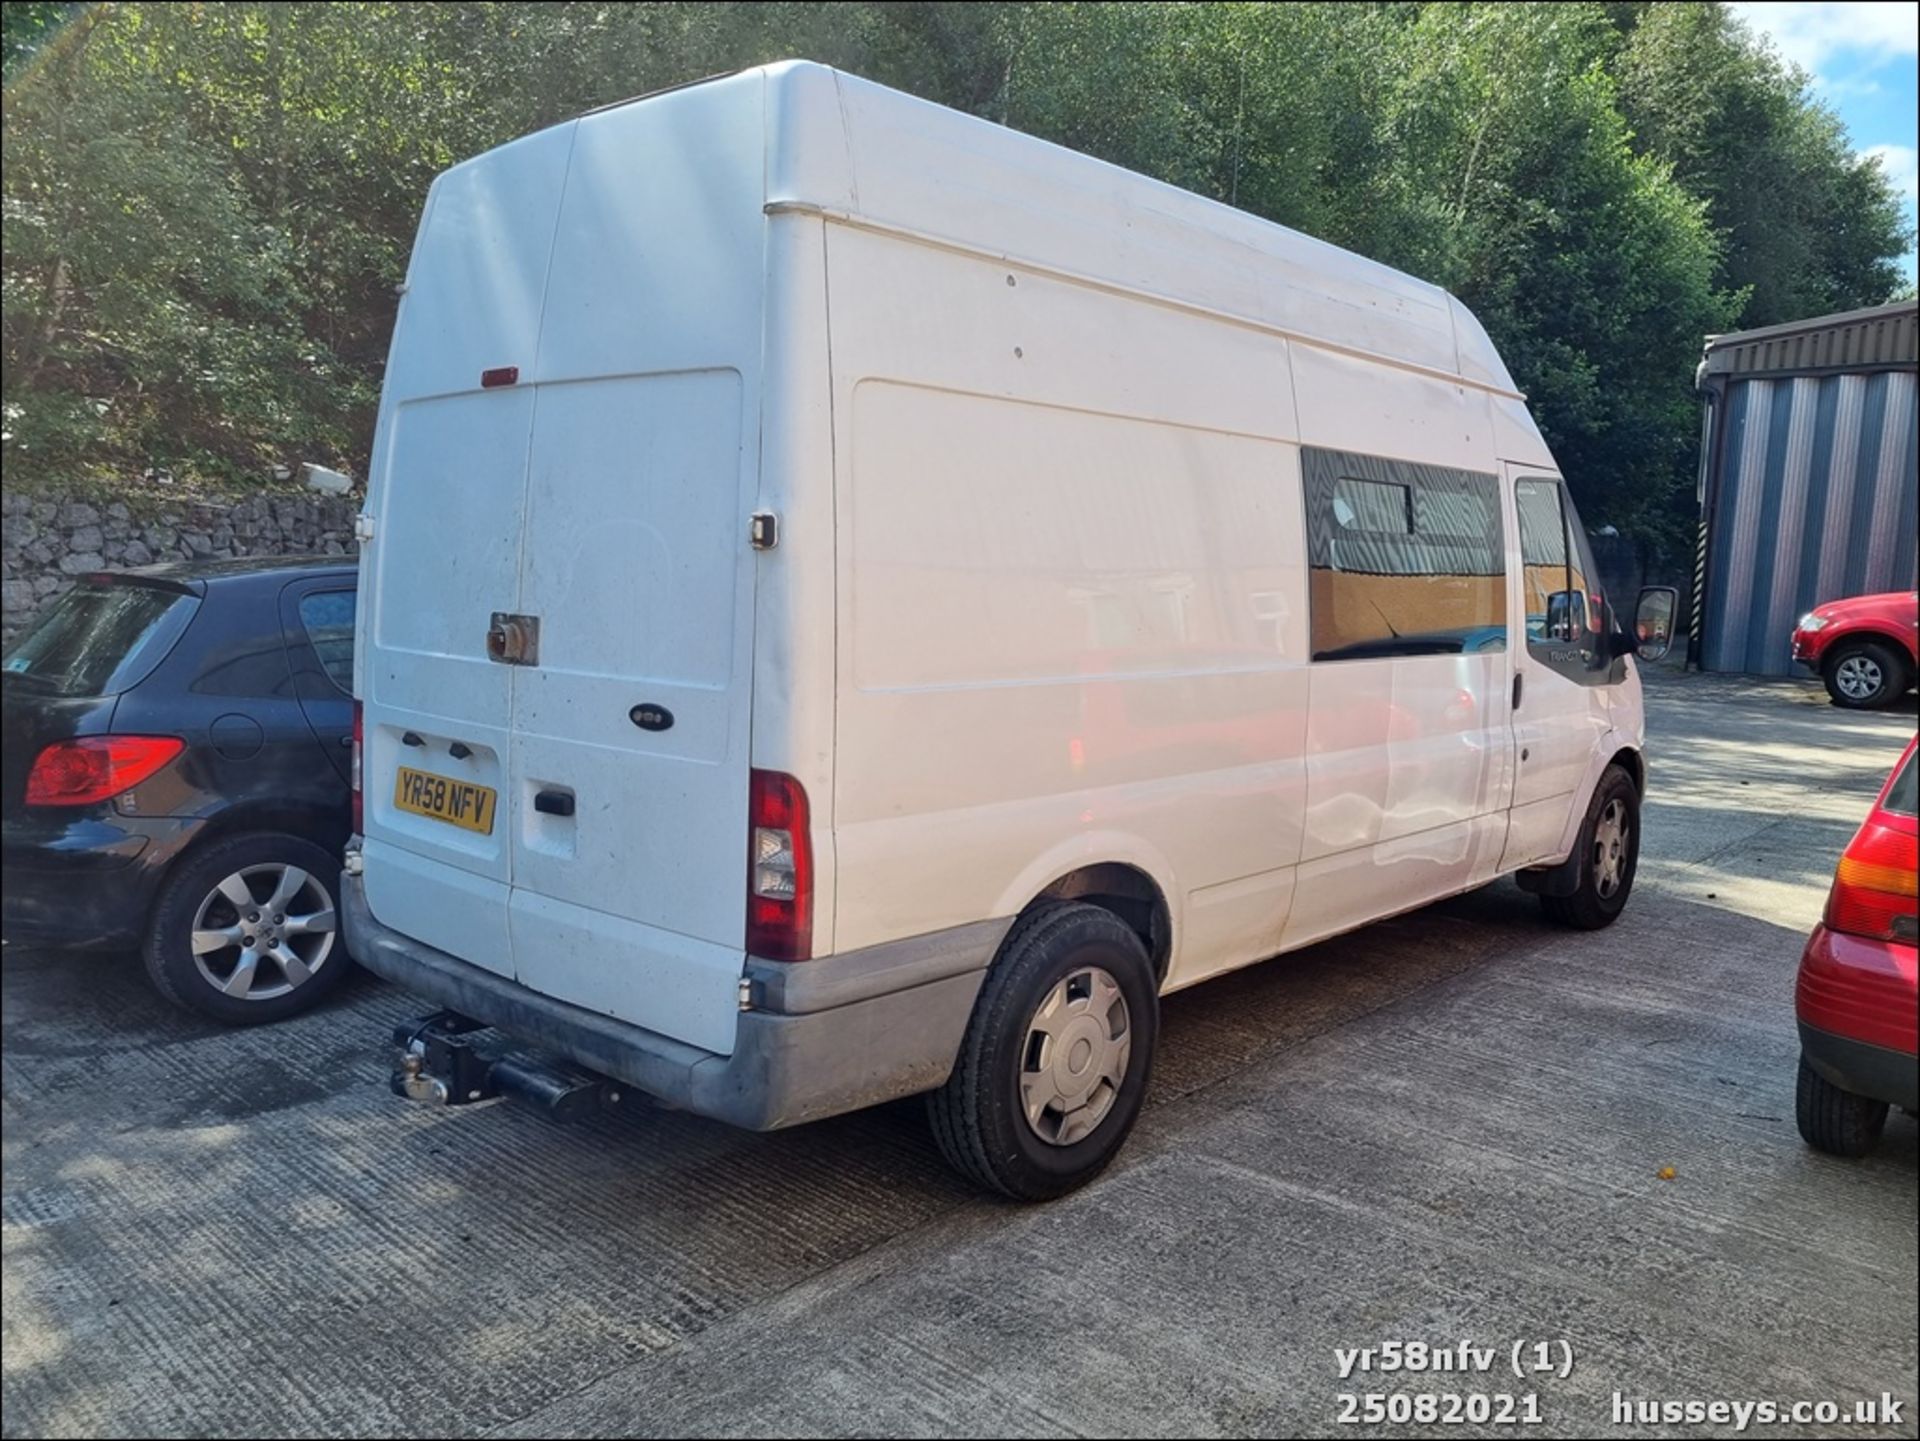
[{"left": 393, "top": 766, "right": 497, "bottom": 835}]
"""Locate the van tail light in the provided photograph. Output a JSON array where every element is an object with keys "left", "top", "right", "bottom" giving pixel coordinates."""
[
  {"left": 351, "top": 702, "right": 364, "bottom": 834},
  {"left": 24, "top": 736, "right": 184, "bottom": 807},
  {"left": 747, "top": 768, "right": 812, "bottom": 962},
  {"left": 1826, "top": 822, "right": 1918, "bottom": 943}
]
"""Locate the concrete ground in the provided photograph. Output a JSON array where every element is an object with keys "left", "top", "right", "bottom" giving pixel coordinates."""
[{"left": 4, "top": 671, "right": 1916, "bottom": 1439}]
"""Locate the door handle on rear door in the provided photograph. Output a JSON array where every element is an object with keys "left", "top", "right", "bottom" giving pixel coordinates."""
[
  {"left": 533, "top": 789, "right": 574, "bottom": 817},
  {"left": 1512, "top": 674, "right": 1524, "bottom": 711},
  {"left": 486, "top": 612, "right": 540, "bottom": 666}
]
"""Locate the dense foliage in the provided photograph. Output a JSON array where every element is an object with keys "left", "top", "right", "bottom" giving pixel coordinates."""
[{"left": 2, "top": 2, "right": 1910, "bottom": 559}]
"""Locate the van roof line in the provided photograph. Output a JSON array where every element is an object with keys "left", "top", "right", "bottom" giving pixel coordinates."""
[{"left": 573, "top": 68, "right": 743, "bottom": 124}]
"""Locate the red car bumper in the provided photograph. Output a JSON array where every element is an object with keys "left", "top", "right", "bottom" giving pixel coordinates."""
[{"left": 1795, "top": 924, "right": 1919, "bottom": 1111}]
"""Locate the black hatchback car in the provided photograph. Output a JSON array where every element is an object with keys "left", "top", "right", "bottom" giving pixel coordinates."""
[{"left": 3, "top": 558, "right": 358, "bottom": 1023}]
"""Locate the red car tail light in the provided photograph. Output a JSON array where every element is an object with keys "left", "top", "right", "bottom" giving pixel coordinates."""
[
  {"left": 351, "top": 701, "right": 364, "bottom": 834},
  {"left": 1826, "top": 822, "right": 1919, "bottom": 943},
  {"left": 24, "top": 736, "right": 184, "bottom": 807},
  {"left": 746, "top": 768, "right": 812, "bottom": 962}
]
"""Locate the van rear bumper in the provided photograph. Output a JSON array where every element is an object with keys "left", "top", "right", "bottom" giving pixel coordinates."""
[{"left": 343, "top": 872, "right": 1004, "bottom": 1131}]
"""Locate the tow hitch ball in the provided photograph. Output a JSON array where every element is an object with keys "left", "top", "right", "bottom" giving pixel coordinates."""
[
  {"left": 396, "top": 1050, "right": 449, "bottom": 1104},
  {"left": 390, "top": 1011, "right": 618, "bottom": 1122}
]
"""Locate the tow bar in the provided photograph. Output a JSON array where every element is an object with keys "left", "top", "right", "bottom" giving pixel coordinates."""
[{"left": 391, "top": 1010, "right": 621, "bottom": 1123}]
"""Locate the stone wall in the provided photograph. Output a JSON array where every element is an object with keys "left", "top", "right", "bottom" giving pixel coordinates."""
[{"left": 1, "top": 489, "right": 360, "bottom": 642}]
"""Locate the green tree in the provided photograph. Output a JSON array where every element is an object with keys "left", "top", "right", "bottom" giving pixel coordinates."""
[
  {"left": 0, "top": 0, "right": 1906, "bottom": 566},
  {"left": 1614, "top": 1, "right": 1910, "bottom": 325},
  {"left": 1002, "top": 3, "right": 1735, "bottom": 557},
  {"left": 1384, "top": 4, "right": 1736, "bottom": 553},
  {"left": 1, "top": 0, "right": 80, "bottom": 78}
]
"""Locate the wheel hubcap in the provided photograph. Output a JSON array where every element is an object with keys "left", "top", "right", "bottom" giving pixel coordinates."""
[
  {"left": 1020, "top": 965, "right": 1131, "bottom": 1147},
  {"left": 1836, "top": 655, "right": 1882, "bottom": 700},
  {"left": 1593, "top": 798, "right": 1630, "bottom": 900},
  {"left": 190, "top": 864, "right": 336, "bottom": 1000}
]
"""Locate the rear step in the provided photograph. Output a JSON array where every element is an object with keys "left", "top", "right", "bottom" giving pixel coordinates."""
[{"left": 391, "top": 1011, "right": 623, "bottom": 1123}]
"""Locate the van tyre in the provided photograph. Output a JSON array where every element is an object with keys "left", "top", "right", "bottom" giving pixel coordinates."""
[
  {"left": 1823, "top": 638, "right": 1908, "bottom": 710},
  {"left": 1539, "top": 765, "right": 1639, "bottom": 931},
  {"left": 928, "top": 902, "right": 1158, "bottom": 1201},
  {"left": 144, "top": 832, "right": 351, "bottom": 1025},
  {"left": 1795, "top": 1055, "right": 1887, "bottom": 1157}
]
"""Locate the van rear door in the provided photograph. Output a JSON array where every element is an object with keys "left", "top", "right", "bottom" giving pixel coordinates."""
[
  {"left": 358, "top": 121, "right": 575, "bottom": 982},
  {"left": 506, "top": 371, "right": 753, "bottom": 1055},
  {"left": 499, "top": 87, "right": 766, "bottom": 1058},
  {"left": 362, "top": 79, "right": 767, "bottom": 1058}
]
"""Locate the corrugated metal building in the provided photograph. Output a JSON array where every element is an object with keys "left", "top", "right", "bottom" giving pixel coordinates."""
[{"left": 1691, "top": 300, "right": 1918, "bottom": 675}]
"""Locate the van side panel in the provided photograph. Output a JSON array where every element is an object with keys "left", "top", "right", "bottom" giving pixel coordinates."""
[
  {"left": 819, "top": 69, "right": 1463, "bottom": 378},
  {"left": 825, "top": 224, "right": 1311, "bottom": 986}
]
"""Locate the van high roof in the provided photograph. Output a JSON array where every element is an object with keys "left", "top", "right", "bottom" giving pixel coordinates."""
[{"left": 465, "top": 60, "right": 1520, "bottom": 400}]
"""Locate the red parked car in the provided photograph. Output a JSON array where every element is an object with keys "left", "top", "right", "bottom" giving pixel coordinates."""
[
  {"left": 1790, "top": 590, "right": 1919, "bottom": 710},
  {"left": 1795, "top": 738, "right": 1918, "bottom": 1157}
]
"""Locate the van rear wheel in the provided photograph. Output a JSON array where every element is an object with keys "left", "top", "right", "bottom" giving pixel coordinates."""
[{"left": 928, "top": 902, "right": 1158, "bottom": 1201}]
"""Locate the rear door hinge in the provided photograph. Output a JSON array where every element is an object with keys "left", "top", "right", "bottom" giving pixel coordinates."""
[
  {"left": 354, "top": 511, "right": 376, "bottom": 543},
  {"left": 749, "top": 511, "right": 779, "bottom": 551},
  {"left": 738, "top": 976, "right": 754, "bottom": 1011}
]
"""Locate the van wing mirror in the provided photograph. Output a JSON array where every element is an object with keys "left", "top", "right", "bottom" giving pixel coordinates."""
[{"left": 1633, "top": 586, "right": 1678, "bottom": 663}]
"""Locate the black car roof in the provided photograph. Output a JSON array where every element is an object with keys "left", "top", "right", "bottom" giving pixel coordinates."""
[{"left": 99, "top": 555, "right": 358, "bottom": 592}]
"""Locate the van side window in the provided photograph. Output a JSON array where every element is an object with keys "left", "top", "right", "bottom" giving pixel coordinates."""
[
  {"left": 1303, "top": 446, "right": 1506, "bottom": 661},
  {"left": 1515, "top": 477, "right": 1608, "bottom": 682}
]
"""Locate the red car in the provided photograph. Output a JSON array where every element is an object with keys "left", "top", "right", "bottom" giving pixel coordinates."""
[
  {"left": 1790, "top": 590, "right": 1919, "bottom": 710},
  {"left": 1795, "top": 738, "right": 1918, "bottom": 1157}
]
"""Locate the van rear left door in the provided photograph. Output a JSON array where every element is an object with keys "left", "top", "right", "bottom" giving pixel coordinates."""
[{"left": 358, "top": 120, "right": 577, "bottom": 981}]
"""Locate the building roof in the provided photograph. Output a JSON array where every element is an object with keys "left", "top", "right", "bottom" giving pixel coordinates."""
[{"left": 1699, "top": 299, "right": 1918, "bottom": 383}]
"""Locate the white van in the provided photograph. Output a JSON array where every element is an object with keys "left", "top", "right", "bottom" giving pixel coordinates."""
[{"left": 345, "top": 62, "right": 1675, "bottom": 1199}]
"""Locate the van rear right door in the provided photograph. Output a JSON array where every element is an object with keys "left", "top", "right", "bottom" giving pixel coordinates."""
[{"left": 498, "top": 86, "right": 766, "bottom": 1058}]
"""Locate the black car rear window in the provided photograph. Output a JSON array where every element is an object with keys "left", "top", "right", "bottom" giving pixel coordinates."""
[
  {"left": 1885, "top": 751, "right": 1917, "bottom": 818},
  {"left": 2, "top": 582, "right": 199, "bottom": 697}
]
